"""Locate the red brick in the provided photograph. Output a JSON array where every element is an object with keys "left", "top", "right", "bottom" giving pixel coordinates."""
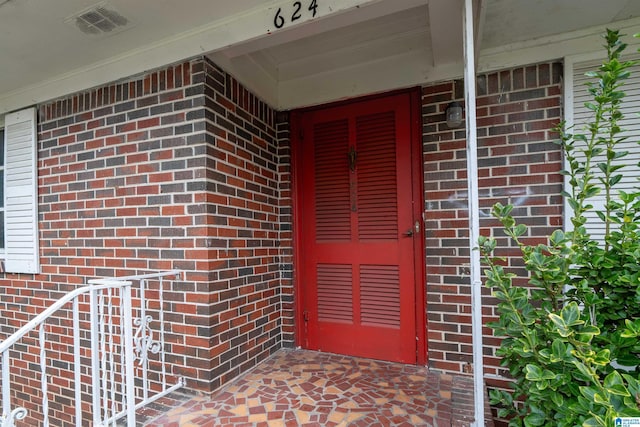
[
  {"left": 0, "top": 58, "right": 288, "bottom": 423},
  {"left": 422, "top": 61, "right": 563, "bottom": 379}
]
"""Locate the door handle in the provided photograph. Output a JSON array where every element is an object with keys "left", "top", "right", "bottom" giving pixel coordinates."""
[{"left": 404, "top": 221, "right": 420, "bottom": 237}]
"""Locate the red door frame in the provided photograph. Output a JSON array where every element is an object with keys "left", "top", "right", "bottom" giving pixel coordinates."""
[{"left": 290, "top": 88, "right": 427, "bottom": 364}]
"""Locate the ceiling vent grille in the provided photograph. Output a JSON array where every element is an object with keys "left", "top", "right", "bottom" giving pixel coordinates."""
[{"left": 67, "top": 3, "right": 129, "bottom": 35}]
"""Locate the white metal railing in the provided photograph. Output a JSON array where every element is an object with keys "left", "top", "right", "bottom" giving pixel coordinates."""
[{"left": 0, "top": 270, "right": 184, "bottom": 427}]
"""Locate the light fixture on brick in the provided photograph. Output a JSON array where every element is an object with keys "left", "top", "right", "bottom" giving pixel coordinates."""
[{"left": 445, "top": 101, "right": 463, "bottom": 128}]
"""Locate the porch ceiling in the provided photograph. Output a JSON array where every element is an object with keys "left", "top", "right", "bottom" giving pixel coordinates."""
[{"left": 1, "top": 0, "right": 640, "bottom": 115}]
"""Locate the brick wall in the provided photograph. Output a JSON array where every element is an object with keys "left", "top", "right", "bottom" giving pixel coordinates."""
[
  {"left": 198, "top": 59, "right": 291, "bottom": 388},
  {"left": 276, "top": 112, "right": 295, "bottom": 344},
  {"left": 0, "top": 56, "right": 293, "bottom": 423},
  {"left": 1, "top": 53, "right": 565, "bottom": 422},
  {"left": 422, "top": 62, "right": 564, "bottom": 381}
]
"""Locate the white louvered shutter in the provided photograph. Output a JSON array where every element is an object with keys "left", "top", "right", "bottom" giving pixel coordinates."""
[
  {"left": 4, "top": 107, "right": 40, "bottom": 274},
  {"left": 571, "top": 56, "right": 640, "bottom": 243}
]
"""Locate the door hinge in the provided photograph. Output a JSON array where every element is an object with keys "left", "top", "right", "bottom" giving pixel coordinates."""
[{"left": 303, "top": 310, "right": 310, "bottom": 348}]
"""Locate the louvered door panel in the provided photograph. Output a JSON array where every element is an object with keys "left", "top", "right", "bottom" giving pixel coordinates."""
[
  {"left": 356, "top": 111, "right": 398, "bottom": 240},
  {"left": 314, "top": 120, "right": 351, "bottom": 241},
  {"left": 317, "top": 264, "right": 353, "bottom": 323},
  {"left": 299, "top": 92, "right": 418, "bottom": 363},
  {"left": 360, "top": 265, "right": 400, "bottom": 327}
]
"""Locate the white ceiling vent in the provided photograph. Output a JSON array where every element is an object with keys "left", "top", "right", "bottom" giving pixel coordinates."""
[{"left": 67, "top": 3, "right": 130, "bottom": 36}]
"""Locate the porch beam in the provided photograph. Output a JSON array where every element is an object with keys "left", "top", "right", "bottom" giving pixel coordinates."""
[
  {"left": 473, "top": 0, "right": 487, "bottom": 64},
  {"left": 221, "top": 0, "right": 428, "bottom": 59},
  {"left": 479, "top": 15, "right": 640, "bottom": 74},
  {"left": 427, "top": 0, "right": 463, "bottom": 66}
]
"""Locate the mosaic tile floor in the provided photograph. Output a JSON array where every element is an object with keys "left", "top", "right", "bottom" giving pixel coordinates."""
[{"left": 139, "top": 348, "right": 484, "bottom": 427}]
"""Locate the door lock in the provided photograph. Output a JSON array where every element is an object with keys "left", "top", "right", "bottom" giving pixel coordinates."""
[{"left": 404, "top": 221, "right": 420, "bottom": 237}]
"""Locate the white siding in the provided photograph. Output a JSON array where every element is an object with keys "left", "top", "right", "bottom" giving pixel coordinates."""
[
  {"left": 4, "top": 107, "right": 39, "bottom": 274},
  {"left": 571, "top": 56, "right": 640, "bottom": 242}
]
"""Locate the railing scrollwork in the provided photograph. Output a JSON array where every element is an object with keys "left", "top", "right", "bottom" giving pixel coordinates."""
[
  {"left": 0, "top": 270, "right": 183, "bottom": 427},
  {"left": 133, "top": 315, "right": 161, "bottom": 365},
  {"left": 0, "top": 407, "right": 28, "bottom": 427}
]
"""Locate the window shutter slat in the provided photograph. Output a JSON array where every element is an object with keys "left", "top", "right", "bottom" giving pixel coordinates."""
[{"left": 4, "top": 107, "right": 39, "bottom": 274}]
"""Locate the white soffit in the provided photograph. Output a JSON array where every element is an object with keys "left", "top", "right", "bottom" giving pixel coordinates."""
[
  {"left": 478, "top": 15, "right": 640, "bottom": 74},
  {"left": 0, "top": 0, "right": 389, "bottom": 114},
  {"left": 3, "top": 0, "right": 640, "bottom": 113},
  {"left": 211, "top": 0, "right": 640, "bottom": 110}
]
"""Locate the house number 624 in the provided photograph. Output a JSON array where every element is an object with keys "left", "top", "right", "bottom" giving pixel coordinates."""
[{"left": 273, "top": 0, "right": 318, "bottom": 29}]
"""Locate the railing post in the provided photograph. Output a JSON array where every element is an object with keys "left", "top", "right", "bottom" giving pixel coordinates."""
[
  {"left": 72, "top": 298, "right": 82, "bottom": 425},
  {"left": 0, "top": 271, "right": 181, "bottom": 427},
  {"left": 39, "top": 324, "right": 50, "bottom": 427},
  {"left": 89, "top": 283, "right": 102, "bottom": 425},
  {"left": 159, "top": 275, "right": 167, "bottom": 388},
  {"left": 122, "top": 282, "right": 136, "bottom": 427},
  {"left": 2, "top": 346, "right": 28, "bottom": 426},
  {"left": 139, "top": 279, "right": 149, "bottom": 401},
  {"left": 2, "top": 349, "right": 10, "bottom": 420}
]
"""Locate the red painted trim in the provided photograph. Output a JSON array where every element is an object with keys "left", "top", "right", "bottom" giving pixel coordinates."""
[
  {"left": 294, "top": 87, "right": 419, "bottom": 114},
  {"left": 409, "top": 88, "right": 428, "bottom": 364}
]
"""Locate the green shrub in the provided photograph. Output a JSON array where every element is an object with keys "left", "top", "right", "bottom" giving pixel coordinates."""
[{"left": 480, "top": 29, "right": 640, "bottom": 426}]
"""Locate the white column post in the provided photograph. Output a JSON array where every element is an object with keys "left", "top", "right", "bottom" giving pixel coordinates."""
[{"left": 463, "top": 0, "right": 485, "bottom": 425}]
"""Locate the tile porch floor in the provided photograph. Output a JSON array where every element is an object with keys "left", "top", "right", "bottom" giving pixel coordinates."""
[{"left": 138, "top": 348, "right": 490, "bottom": 427}]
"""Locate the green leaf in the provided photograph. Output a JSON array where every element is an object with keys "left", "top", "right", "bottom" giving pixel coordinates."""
[
  {"left": 597, "top": 162, "right": 608, "bottom": 174},
  {"left": 549, "top": 313, "right": 570, "bottom": 337},
  {"left": 576, "top": 325, "right": 601, "bottom": 343},
  {"left": 603, "top": 371, "right": 630, "bottom": 397},
  {"left": 582, "top": 415, "right": 606, "bottom": 427},
  {"left": 550, "top": 392, "right": 564, "bottom": 407},
  {"left": 525, "top": 364, "right": 555, "bottom": 381},
  {"left": 514, "top": 224, "right": 527, "bottom": 237},
  {"left": 580, "top": 386, "right": 597, "bottom": 401},
  {"left": 551, "top": 339, "right": 568, "bottom": 362},
  {"left": 593, "top": 393, "right": 608, "bottom": 405},
  {"left": 610, "top": 174, "right": 623, "bottom": 186},
  {"left": 613, "top": 150, "right": 629, "bottom": 159},
  {"left": 524, "top": 412, "right": 547, "bottom": 426},
  {"left": 584, "top": 102, "right": 598, "bottom": 111},
  {"left": 592, "top": 349, "right": 610, "bottom": 365},
  {"left": 572, "top": 361, "right": 594, "bottom": 380},
  {"left": 561, "top": 302, "right": 584, "bottom": 326},
  {"left": 549, "top": 229, "right": 566, "bottom": 245},
  {"left": 621, "top": 319, "right": 640, "bottom": 337}
]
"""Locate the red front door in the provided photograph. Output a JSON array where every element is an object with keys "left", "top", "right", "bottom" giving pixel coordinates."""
[{"left": 294, "top": 92, "right": 422, "bottom": 363}]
